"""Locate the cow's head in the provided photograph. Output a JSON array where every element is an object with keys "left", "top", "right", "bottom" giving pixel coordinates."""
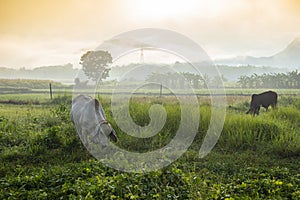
[
  {"left": 246, "top": 94, "right": 260, "bottom": 116},
  {"left": 91, "top": 121, "right": 117, "bottom": 147},
  {"left": 246, "top": 105, "right": 260, "bottom": 116},
  {"left": 91, "top": 99, "right": 118, "bottom": 147}
]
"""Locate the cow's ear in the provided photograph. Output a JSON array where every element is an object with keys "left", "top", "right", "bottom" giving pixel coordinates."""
[{"left": 94, "top": 99, "right": 100, "bottom": 112}]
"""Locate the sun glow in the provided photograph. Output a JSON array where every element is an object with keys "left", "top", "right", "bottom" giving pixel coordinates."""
[
  {"left": 133, "top": 0, "right": 226, "bottom": 20},
  {"left": 133, "top": 0, "right": 198, "bottom": 20}
]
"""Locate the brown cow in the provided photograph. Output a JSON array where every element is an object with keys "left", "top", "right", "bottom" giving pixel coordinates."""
[{"left": 246, "top": 91, "right": 278, "bottom": 116}]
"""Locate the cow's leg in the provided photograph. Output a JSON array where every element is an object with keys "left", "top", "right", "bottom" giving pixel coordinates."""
[
  {"left": 255, "top": 106, "right": 260, "bottom": 115},
  {"left": 252, "top": 108, "right": 257, "bottom": 116},
  {"left": 271, "top": 103, "right": 277, "bottom": 110},
  {"left": 75, "top": 126, "right": 88, "bottom": 147},
  {"left": 81, "top": 129, "right": 89, "bottom": 148},
  {"left": 246, "top": 106, "right": 256, "bottom": 115}
]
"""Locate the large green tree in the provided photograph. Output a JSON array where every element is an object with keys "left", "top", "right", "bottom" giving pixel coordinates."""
[{"left": 80, "top": 50, "right": 112, "bottom": 82}]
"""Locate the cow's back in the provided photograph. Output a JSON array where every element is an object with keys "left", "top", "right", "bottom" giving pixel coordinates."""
[
  {"left": 261, "top": 91, "right": 277, "bottom": 105},
  {"left": 253, "top": 91, "right": 277, "bottom": 108},
  {"left": 70, "top": 95, "right": 93, "bottom": 123}
]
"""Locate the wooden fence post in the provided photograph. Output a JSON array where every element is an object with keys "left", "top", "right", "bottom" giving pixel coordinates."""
[
  {"left": 49, "top": 83, "right": 53, "bottom": 100},
  {"left": 160, "top": 83, "right": 162, "bottom": 97}
]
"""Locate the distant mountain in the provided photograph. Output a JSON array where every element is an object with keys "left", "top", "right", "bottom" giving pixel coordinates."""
[
  {"left": 0, "top": 63, "right": 78, "bottom": 84},
  {"left": 215, "top": 37, "right": 300, "bottom": 69}
]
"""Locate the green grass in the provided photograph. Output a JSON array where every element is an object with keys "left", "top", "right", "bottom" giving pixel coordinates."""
[
  {"left": 0, "top": 91, "right": 73, "bottom": 105},
  {"left": 0, "top": 94, "right": 299, "bottom": 199},
  {"left": 0, "top": 79, "right": 68, "bottom": 89}
]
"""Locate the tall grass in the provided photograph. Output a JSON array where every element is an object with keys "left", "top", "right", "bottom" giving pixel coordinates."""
[
  {"left": 1, "top": 95, "right": 299, "bottom": 160},
  {"left": 221, "top": 114, "right": 281, "bottom": 151},
  {"left": 220, "top": 97, "right": 300, "bottom": 156},
  {"left": 96, "top": 96, "right": 300, "bottom": 157}
]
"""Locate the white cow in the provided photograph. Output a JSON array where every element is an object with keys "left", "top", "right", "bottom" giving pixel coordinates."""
[{"left": 70, "top": 95, "right": 117, "bottom": 147}]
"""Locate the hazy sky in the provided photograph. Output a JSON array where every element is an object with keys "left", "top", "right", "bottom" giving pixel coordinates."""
[{"left": 1, "top": 0, "right": 300, "bottom": 68}]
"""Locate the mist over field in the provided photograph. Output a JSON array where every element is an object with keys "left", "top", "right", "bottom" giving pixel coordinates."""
[{"left": 0, "top": 35, "right": 299, "bottom": 85}]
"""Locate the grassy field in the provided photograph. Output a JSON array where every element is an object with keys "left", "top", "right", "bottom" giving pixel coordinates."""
[{"left": 0, "top": 93, "right": 300, "bottom": 199}]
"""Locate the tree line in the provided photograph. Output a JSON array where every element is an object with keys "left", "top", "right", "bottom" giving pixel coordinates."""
[
  {"left": 146, "top": 72, "right": 226, "bottom": 89},
  {"left": 78, "top": 50, "right": 300, "bottom": 90},
  {"left": 238, "top": 70, "right": 300, "bottom": 88}
]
